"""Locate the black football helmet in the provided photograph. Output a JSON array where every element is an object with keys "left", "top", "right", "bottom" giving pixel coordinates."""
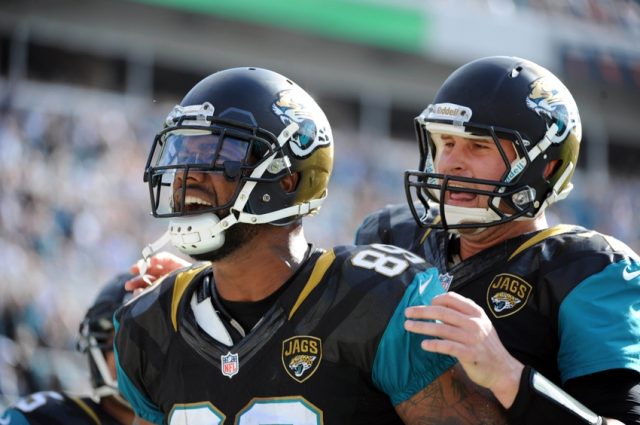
[
  {"left": 144, "top": 67, "right": 333, "bottom": 256},
  {"left": 405, "top": 56, "right": 581, "bottom": 231},
  {"left": 77, "top": 273, "right": 132, "bottom": 402}
]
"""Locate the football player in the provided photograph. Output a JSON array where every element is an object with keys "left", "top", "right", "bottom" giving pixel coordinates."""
[
  {"left": 356, "top": 56, "right": 640, "bottom": 423},
  {"left": 113, "top": 67, "right": 509, "bottom": 424},
  {"left": 0, "top": 273, "right": 143, "bottom": 425}
]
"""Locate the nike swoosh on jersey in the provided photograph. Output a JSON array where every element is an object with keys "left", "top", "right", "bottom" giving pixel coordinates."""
[
  {"left": 419, "top": 273, "right": 434, "bottom": 295},
  {"left": 622, "top": 266, "right": 640, "bottom": 281},
  {"left": 0, "top": 415, "right": 11, "bottom": 425}
]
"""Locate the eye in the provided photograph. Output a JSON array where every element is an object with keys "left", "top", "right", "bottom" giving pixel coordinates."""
[
  {"left": 438, "top": 138, "right": 455, "bottom": 149},
  {"left": 473, "top": 141, "right": 492, "bottom": 150}
]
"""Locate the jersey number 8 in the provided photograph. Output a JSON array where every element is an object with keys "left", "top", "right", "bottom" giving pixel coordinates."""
[{"left": 351, "top": 244, "right": 424, "bottom": 277}]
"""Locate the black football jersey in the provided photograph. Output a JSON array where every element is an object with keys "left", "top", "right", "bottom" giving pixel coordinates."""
[
  {"left": 0, "top": 391, "right": 121, "bottom": 425},
  {"left": 114, "top": 244, "right": 455, "bottom": 425},
  {"left": 356, "top": 204, "right": 640, "bottom": 386}
]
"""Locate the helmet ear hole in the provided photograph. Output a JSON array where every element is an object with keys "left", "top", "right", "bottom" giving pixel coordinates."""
[
  {"left": 280, "top": 172, "right": 299, "bottom": 193},
  {"left": 544, "top": 159, "right": 561, "bottom": 180}
]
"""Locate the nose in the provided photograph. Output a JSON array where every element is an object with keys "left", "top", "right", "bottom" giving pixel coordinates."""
[
  {"left": 172, "top": 168, "right": 208, "bottom": 189},
  {"left": 437, "top": 143, "right": 469, "bottom": 176}
]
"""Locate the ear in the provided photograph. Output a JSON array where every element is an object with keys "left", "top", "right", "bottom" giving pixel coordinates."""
[
  {"left": 544, "top": 160, "right": 559, "bottom": 179},
  {"left": 280, "top": 172, "right": 299, "bottom": 193}
]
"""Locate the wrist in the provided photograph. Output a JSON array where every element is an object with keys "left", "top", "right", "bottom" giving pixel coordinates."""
[
  {"left": 507, "top": 366, "right": 605, "bottom": 425},
  {"left": 490, "top": 359, "right": 524, "bottom": 408}
]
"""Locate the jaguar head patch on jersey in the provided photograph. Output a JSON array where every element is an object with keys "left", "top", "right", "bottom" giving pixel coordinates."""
[
  {"left": 486, "top": 273, "right": 532, "bottom": 318},
  {"left": 282, "top": 336, "right": 322, "bottom": 383}
]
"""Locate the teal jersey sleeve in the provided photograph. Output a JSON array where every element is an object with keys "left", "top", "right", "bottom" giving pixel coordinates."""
[
  {"left": 113, "top": 318, "right": 165, "bottom": 425},
  {"left": 558, "top": 259, "right": 640, "bottom": 382},
  {"left": 0, "top": 408, "right": 30, "bottom": 425},
  {"left": 371, "top": 267, "right": 457, "bottom": 405}
]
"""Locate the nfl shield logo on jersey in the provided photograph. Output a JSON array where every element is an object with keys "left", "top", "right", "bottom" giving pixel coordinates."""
[
  {"left": 439, "top": 273, "right": 453, "bottom": 291},
  {"left": 221, "top": 352, "right": 239, "bottom": 378}
]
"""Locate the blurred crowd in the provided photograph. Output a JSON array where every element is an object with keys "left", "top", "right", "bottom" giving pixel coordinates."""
[
  {"left": 479, "top": 0, "right": 640, "bottom": 33},
  {"left": 1, "top": 84, "right": 639, "bottom": 410}
]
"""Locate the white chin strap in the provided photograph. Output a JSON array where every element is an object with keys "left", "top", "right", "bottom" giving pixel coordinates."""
[
  {"left": 168, "top": 215, "right": 225, "bottom": 255},
  {"left": 139, "top": 210, "right": 225, "bottom": 260},
  {"left": 440, "top": 204, "right": 503, "bottom": 234}
]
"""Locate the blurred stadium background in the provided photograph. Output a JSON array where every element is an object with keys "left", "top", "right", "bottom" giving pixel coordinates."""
[{"left": 0, "top": 0, "right": 639, "bottom": 409}]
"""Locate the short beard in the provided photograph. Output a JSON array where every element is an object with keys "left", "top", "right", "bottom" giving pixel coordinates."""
[{"left": 189, "top": 222, "right": 262, "bottom": 263}]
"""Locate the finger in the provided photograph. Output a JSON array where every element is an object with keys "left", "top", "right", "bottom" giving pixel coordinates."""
[
  {"left": 148, "top": 255, "right": 184, "bottom": 274},
  {"left": 405, "top": 305, "right": 471, "bottom": 328},
  {"left": 419, "top": 337, "right": 469, "bottom": 359},
  {"left": 153, "top": 252, "right": 190, "bottom": 268},
  {"left": 404, "top": 319, "right": 469, "bottom": 344},
  {"left": 420, "top": 337, "right": 487, "bottom": 365},
  {"left": 124, "top": 275, "right": 154, "bottom": 292},
  {"left": 130, "top": 260, "right": 143, "bottom": 275},
  {"left": 431, "top": 292, "right": 485, "bottom": 317}
]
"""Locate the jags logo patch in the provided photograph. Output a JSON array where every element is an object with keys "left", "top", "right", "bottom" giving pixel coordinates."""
[
  {"left": 486, "top": 273, "right": 532, "bottom": 318},
  {"left": 271, "top": 90, "right": 331, "bottom": 158},
  {"left": 282, "top": 336, "right": 322, "bottom": 383}
]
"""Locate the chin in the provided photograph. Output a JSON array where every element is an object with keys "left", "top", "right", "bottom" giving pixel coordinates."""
[
  {"left": 190, "top": 223, "right": 261, "bottom": 262},
  {"left": 456, "top": 226, "right": 486, "bottom": 236}
]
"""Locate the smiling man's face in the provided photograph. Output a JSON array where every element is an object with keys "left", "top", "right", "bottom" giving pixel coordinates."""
[{"left": 432, "top": 133, "right": 517, "bottom": 209}]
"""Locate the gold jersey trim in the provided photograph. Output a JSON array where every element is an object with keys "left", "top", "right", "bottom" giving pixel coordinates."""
[
  {"left": 171, "top": 264, "right": 211, "bottom": 331},
  {"left": 70, "top": 397, "right": 101, "bottom": 425},
  {"left": 288, "top": 250, "right": 336, "bottom": 320},
  {"left": 509, "top": 224, "right": 575, "bottom": 261},
  {"left": 419, "top": 215, "right": 441, "bottom": 245}
]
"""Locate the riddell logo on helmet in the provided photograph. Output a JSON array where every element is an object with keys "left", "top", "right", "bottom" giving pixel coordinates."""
[
  {"left": 425, "top": 103, "right": 472, "bottom": 123},
  {"left": 436, "top": 106, "right": 461, "bottom": 116}
]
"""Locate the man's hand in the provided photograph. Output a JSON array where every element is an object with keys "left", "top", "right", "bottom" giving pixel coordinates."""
[
  {"left": 404, "top": 291, "right": 523, "bottom": 408},
  {"left": 126, "top": 251, "right": 192, "bottom": 296}
]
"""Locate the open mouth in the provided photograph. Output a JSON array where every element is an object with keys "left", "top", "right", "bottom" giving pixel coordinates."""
[
  {"left": 448, "top": 190, "right": 476, "bottom": 201},
  {"left": 175, "top": 195, "right": 214, "bottom": 213},
  {"left": 445, "top": 186, "right": 477, "bottom": 204}
]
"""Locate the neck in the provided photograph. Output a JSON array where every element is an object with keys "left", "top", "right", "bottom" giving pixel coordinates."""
[
  {"left": 213, "top": 224, "right": 309, "bottom": 302},
  {"left": 457, "top": 214, "right": 548, "bottom": 260}
]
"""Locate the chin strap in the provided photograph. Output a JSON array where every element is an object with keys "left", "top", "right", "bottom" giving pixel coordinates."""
[
  {"left": 141, "top": 231, "right": 172, "bottom": 264},
  {"left": 138, "top": 230, "right": 172, "bottom": 285}
]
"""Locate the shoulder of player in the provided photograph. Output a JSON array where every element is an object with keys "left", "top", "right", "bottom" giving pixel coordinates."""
[
  {"left": 518, "top": 225, "right": 637, "bottom": 261},
  {"left": 355, "top": 203, "right": 425, "bottom": 243},
  {"left": 115, "top": 263, "right": 212, "bottom": 328},
  {"left": 331, "top": 244, "right": 431, "bottom": 285}
]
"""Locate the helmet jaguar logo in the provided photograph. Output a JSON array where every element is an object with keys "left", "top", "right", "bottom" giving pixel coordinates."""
[
  {"left": 272, "top": 90, "right": 331, "bottom": 158},
  {"left": 525, "top": 78, "right": 577, "bottom": 144}
]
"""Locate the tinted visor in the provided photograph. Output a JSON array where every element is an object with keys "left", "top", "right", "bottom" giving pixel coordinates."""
[{"left": 155, "top": 129, "right": 251, "bottom": 168}]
